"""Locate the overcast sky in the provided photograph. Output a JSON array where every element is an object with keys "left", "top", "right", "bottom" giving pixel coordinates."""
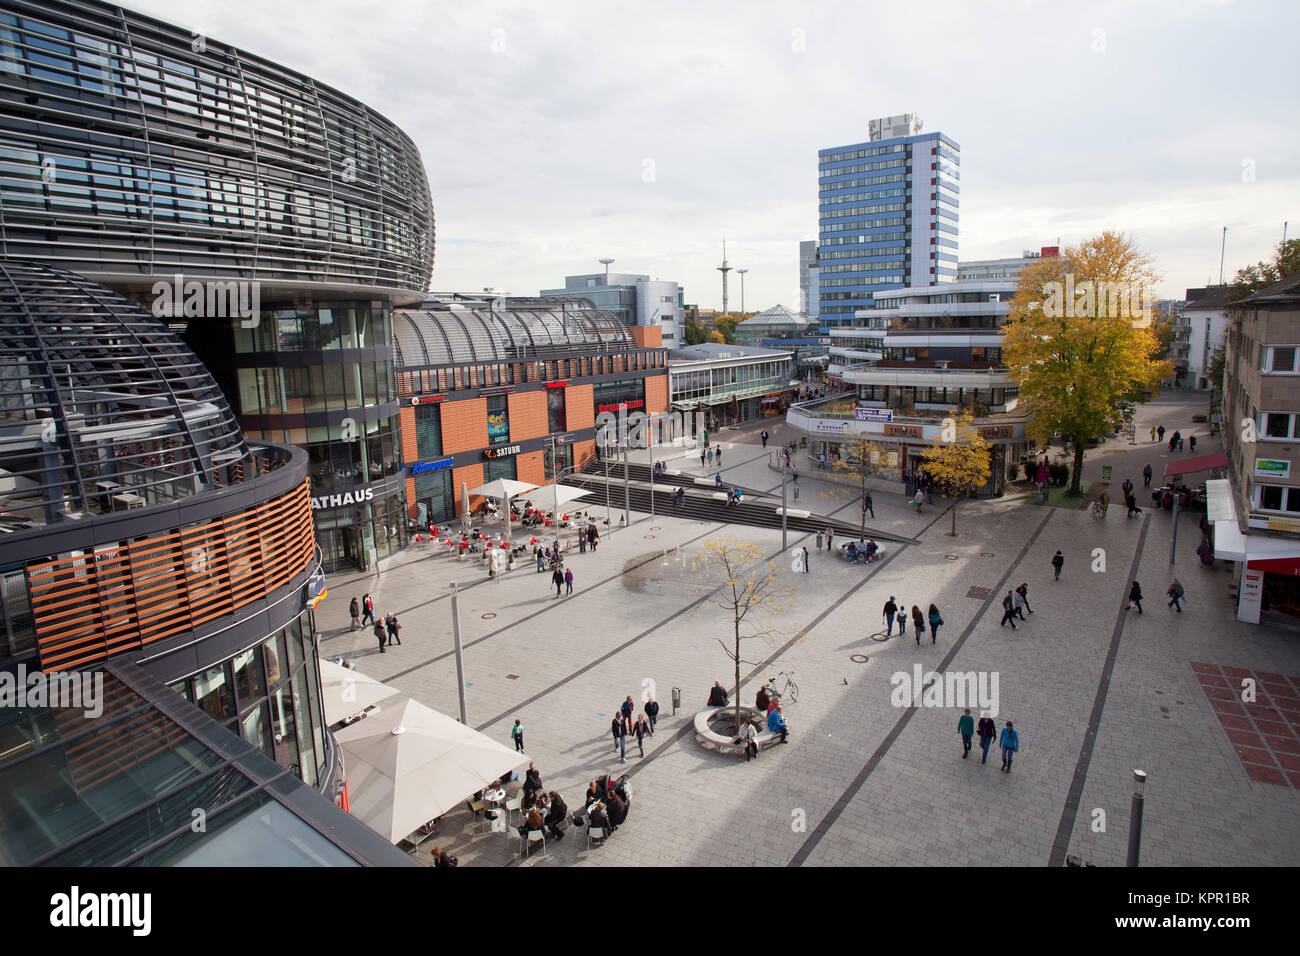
[{"left": 136, "top": 0, "right": 1296, "bottom": 307}]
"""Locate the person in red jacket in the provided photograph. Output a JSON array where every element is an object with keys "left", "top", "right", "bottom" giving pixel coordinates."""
[{"left": 976, "top": 712, "right": 997, "bottom": 765}]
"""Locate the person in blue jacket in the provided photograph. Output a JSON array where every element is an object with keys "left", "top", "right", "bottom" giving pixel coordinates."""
[
  {"left": 767, "top": 703, "right": 789, "bottom": 744},
  {"left": 999, "top": 721, "right": 1020, "bottom": 773}
]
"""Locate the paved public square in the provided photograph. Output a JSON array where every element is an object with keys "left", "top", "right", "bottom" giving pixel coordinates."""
[{"left": 316, "top": 392, "right": 1300, "bottom": 867}]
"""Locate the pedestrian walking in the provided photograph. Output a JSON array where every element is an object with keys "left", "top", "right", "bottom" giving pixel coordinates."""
[
  {"left": 999, "top": 591, "right": 1019, "bottom": 629},
  {"left": 1128, "top": 581, "right": 1143, "bottom": 613},
  {"left": 1167, "top": 578, "right": 1185, "bottom": 613},
  {"left": 361, "top": 593, "right": 375, "bottom": 626},
  {"left": 1051, "top": 550, "right": 1064, "bottom": 581},
  {"left": 707, "top": 447, "right": 714, "bottom": 467},
  {"left": 349, "top": 596, "right": 361, "bottom": 630},
  {"left": 928, "top": 603, "right": 943, "bottom": 644},
  {"left": 791, "top": 464, "right": 799, "bottom": 484},
  {"left": 511, "top": 719, "right": 525, "bottom": 752},
  {"left": 784, "top": 449, "right": 791, "bottom": 468},
  {"left": 802, "top": 546, "right": 810, "bottom": 574},
  {"left": 1150, "top": 426, "right": 1156, "bottom": 443},
  {"left": 958, "top": 708, "right": 974, "bottom": 759},
  {"left": 826, "top": 527, "right": 834, "bottom": 552},
  {"left": 536, "top": 548, "right": 545, "bottom": 572},
  {"left": 1016, "top": 583, "right": 1032, "bottom": 614},
  {"left": 1178, "top": 436, "right": 1184, "bottom": 452},
  {"left": 761, "top": 429, "right": 769, "bottom": 448},
  {"left": 883, "top": 596, "right": 898, "bottom": 636},
  {"left": 700, "top": 447, "right": 706, "bottom": 468},
  {"left": 645, "top": 696, "right": 659, "bottom": 734},
  {"left": 578, "top": 530, "right": 587, "bottom": 553},
  {"left": 816, "top": 529, "right": 824, "bottom": 550},
  {"left": 373, "top": 619, "right": 387, "bottom": 653},
  {"left": 1000, "top": 721, "right": 1020, "bottom": 773},
  {"left": 911, "top": 605, "right": 925, "bottom": 645},
  {"left": 633, "top": 715, "right": 651, "bottom": 757},
  {"left": 1190, "top": 435, "right": 1197, "bottom": 452},
  {"left": 551, "top": 567, "right": 564, "bottom": 598},
  {"left": 611, "top": 716, "right": 626, "bottom": 762},
  {"left": 716, "top": 447, "right": 722, "bottom": 469},
  {"left": 1122, "top": 477, "right": 1134, "bottom": 498},
  {"left": 564, "top": 568, "right": 574, "bottom": 595},
  {"left": 588, "top": 524, "right": 599, "bottom": 551},
  {"left": 819, "top": 451, "right": 827, "bottom": 470},
  {"left": 385, "top": 612, "right": 402, "bottom": 646},
  {"left": 896, "top": 605, "right": 907, "bottom": 637},
  {"left": 1012, "top": 588, "right": 1027, "bottom": 621},
  {"left": 977, "top": 712, "right": 996, "bottom": 764},
  {"left": 1157, "top": 425, "right": 1165, "bottom": 443}
]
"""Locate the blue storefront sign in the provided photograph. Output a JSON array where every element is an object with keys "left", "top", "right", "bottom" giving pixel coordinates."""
[
  {"left": 409, "top": 457, "right": 454, "bottom": 475},
  {"left": 855, "top": 407, "right": 893, "bottom": 423}
]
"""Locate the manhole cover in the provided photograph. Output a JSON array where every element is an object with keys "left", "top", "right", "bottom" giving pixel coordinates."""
[
  {"left": 506, "top": 674, "right": 519, "bottom": 680},
  {"left": 650, "top": 526, "right": 661, "bottom": 530},
  {"left": 481, "top": 612, "right": 497, "bottom": 620},
  {"left": 643, "top": 534, "right": 656, "bottom": 539},
  {"left": 850, "top": 653, "right": 870, "bottom": 664},
  {"left": 966, "top": 586, "right": 992, "bottom": 599},
  {"left": 979, "top": 552, "right": 995, "bottom": 557},
  {"left": 945, "top": 554, "right": 958, "bottom": 561}
]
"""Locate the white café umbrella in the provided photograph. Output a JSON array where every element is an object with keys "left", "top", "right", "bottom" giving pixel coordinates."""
[
  {"left": 318, "top": 658, "right": 399, "bottom": 726},
  {"left": 524, "top": 482, "right": 590, "bottom": 516},
  {"left": 469, "top": 477, "right": 538, "bottom": 548},
  {"left": 335, "top": 697, "right": 528, "bottom": 843}
]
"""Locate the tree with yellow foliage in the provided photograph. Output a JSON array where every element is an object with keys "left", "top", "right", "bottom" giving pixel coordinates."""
[
  {"left": 1002, "top": 232, "right": 1171, "bottom": 497},
  {"left": 919, "top": 411, "right": 991, "bottom": 537},
  {"left": 707, "top": 329, "right": 726, "bottom": 344}
]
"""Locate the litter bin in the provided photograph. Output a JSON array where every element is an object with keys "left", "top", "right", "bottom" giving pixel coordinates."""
[
  {"left": 816, "top": 531, "right": 824, "bottom": 550},
  {"left": 671, "top": 686, "right": 682, "bottom": 715}
]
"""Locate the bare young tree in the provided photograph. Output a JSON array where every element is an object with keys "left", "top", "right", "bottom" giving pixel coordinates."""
[{"left": 693, "top": 539, "right": 798, "bottom": 735}]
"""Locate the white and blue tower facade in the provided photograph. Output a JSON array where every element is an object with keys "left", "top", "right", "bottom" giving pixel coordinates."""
[{"left": 817, "top": 114, "right": 960, "bottom": 330}]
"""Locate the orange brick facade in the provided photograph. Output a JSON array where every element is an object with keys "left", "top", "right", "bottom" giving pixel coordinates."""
[
  {"left": 508, "top": 390, "right": 548, "bottom": 442},
  {"left": 573, "top": 439, "right": 595, "bottom": 471},
  {"left": 451, "top": 463, "right": 484, "bottom": 516},
  {"left": 565, "top": 384, "right": 595, "bottom": 431},
  {"left": 515, "top": 450, "right": 546, "bottom": 487},
  {"left": 441, "top": 397, "right": 488, "bottom": 453},
  {"left": 645, "top": 374, "right": 669, "bottom": 415}
]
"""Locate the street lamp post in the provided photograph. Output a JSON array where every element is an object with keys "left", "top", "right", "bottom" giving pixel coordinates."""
[
  {"left": 622, "top": 437, "right": 631, "bottom": 526},
  {"left": 1126, "top": 769, "right": 1147, "bottom": 867},
  {"left": 449, "top": 582, "right": 469, "bottom": 724},
  {"left": 781, "top": 459, "right": 789, "bottom": 552},
  {"left": 648, "top": 412, "right": 656, "bottom": 519},
  {"left": 737, "top": 268, "right": 748, "bottom": 318}
]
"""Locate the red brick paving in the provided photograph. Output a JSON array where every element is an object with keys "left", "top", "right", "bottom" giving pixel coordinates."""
[{"left": 1193, "top": 662, "right": 1300, "bottom": 790}]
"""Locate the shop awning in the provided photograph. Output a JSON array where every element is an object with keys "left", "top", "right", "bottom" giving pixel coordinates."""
[
  {"left": 1211, "top": 513, "right": 1300, "bottom": 563},
  {"left": 1163, "top": 452, "right": 1227, "bottom": 478}
]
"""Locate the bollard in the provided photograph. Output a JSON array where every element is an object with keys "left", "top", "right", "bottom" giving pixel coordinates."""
[{"left": 671, "top": 686, "right": 682, "bottom": 715}]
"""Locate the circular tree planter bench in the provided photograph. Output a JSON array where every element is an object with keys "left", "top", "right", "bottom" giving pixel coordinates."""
[{"left": 694, "top": 705, "right": 778, "bottom": 755}]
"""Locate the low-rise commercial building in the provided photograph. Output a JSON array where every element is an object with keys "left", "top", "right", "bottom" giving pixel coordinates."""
[
  {"left": 1216, "top": 271, "right": 1300, "bottom": 623},
  {"left": 668, "top": 342, "right": 796, "bottom": 425},
  {"left": 393, "top": 295, "right": 669, "bottom": 525}
]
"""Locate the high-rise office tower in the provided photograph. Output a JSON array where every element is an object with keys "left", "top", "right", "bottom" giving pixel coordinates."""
[{"left": 817, "top": 113, "right": 960, "bottom": 328}]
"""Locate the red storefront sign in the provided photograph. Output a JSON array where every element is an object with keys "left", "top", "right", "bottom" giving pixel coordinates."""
[
  {"left": 598, "top": 400, "right": 644, "bottom": 413},
  {"left": 1247, "top": 556, "right": 1300, "bottom": 576},
  {"left": 546, "top": 381, "right": 568, "bottom": 388}
]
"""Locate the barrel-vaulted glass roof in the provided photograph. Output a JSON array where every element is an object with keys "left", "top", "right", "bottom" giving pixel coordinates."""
[{"left": 394, "top": 298, "right": 635, "bottom": 367}]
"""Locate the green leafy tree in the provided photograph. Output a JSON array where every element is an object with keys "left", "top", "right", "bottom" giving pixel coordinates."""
[
  {"left": 1226, "top": 238, "right": 1300, "bottom": 302},
  {"left": 684, "top": 318, "right": 709, "bottom": 346}
]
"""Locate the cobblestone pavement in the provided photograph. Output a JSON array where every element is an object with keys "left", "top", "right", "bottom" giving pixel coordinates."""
[{"left": 316, "top": 398, "right": 1300, "bottom": 867}]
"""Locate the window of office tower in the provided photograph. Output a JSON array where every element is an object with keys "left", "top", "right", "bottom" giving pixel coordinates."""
[
  {"left": 487, "top": 394, "right": 510, "bottom": 444},
  {"left": 233, "top": 302, "right": 391, "bottom": 353},
  {"left": 547, "top": 388, "right": 566, "bottom": 432}
]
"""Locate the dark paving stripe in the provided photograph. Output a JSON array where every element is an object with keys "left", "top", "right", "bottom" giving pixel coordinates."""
[
  {"left": 787, "top": 507, "right": 1057, "bottom": 867},
  {"left": 381, "top": 520, "right": 724, "bottom": 682},
  {"left": 471, "top": 494, "right": 904, "bottom": 732},
  {"left": 617, "top": 547, "right": 906, "bottom": 783},
  {"left": 1047, "top": 511, "right": 1152, "bottom": 867}
]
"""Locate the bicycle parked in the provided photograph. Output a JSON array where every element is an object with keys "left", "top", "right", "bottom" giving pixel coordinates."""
[{"left": 765, "top": 671, "right": 799, "bottom": 704}]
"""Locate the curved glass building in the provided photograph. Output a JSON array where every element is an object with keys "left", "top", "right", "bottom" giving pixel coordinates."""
[
  {"left": 0, "top": 0, "right": 436, "bottom": 571},
  {"left": 0, "top": 264, "right": 401, "bottom": 865}
]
